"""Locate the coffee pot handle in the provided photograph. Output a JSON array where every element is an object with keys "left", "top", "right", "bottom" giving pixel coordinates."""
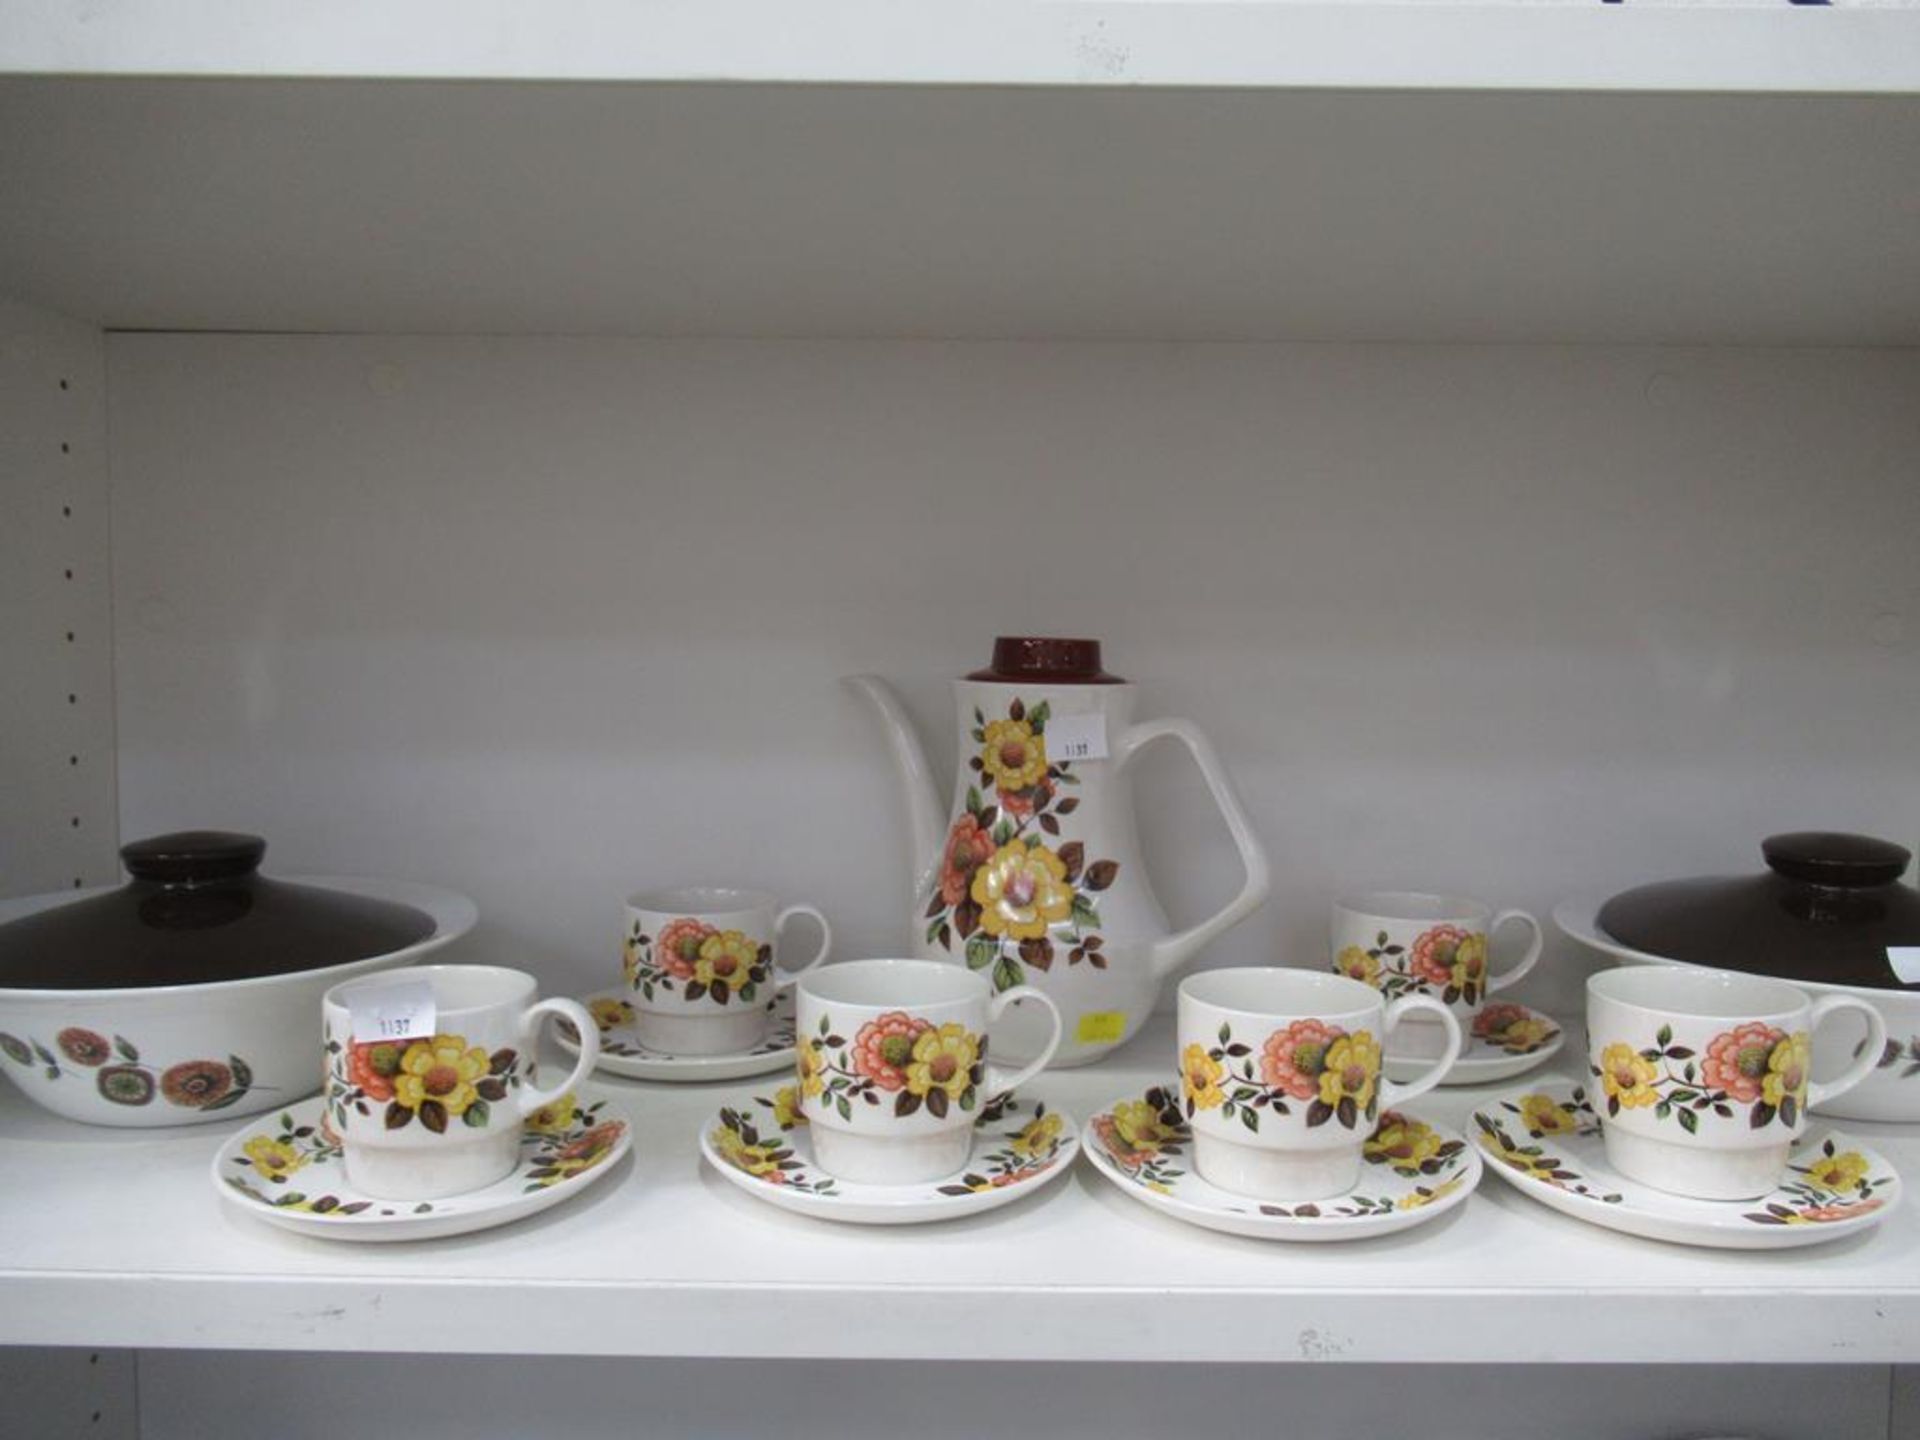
[{"left": 1113, "top": 717, "right": 1271, "bottom": 980}]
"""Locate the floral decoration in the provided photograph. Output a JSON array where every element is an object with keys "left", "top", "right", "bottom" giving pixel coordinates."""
[
  {"left": 624, "top": 917, "right": 773, "bottom": 1008},
  {"left": 224, "top": 1097, "right": 625, "bottom": 1217},
  {"left": 1092, "top": 1085, "right": 1471, "bottom": 1217},
  {"left": 1471, "top": 1003, "right": 1557, "bottom": 1055},
  {"left": 325, "top": 1024, "right": 520, "bottom": 1136},
  {"left": 1185, "top": 1019, "right": 1380, "bottom": 1132},
  {"left": 922, "top": 697, "right": 1121, "bottom": 992},
  {"left": 801, "top": 1009, "right": 988, "bottom": 1123},
  {"left": 1874, "top": 1035, "right": 1920, "bottom": 1079},
  {"left": 1475, "top": 1089, "right": 1624, "bottom": 1204},
  {"left": 712, "top": 1104, "right": 837, "bottom": 1194},
  {"left": 1589, "top": 1022, "right": 1810, "bottom": 1132},
  {"left": 1345, "top": 925, "right": 1490, "bottom": 1006},
  {"left": 0, "top": 1026, "right": 255, "bottom": 1111}
]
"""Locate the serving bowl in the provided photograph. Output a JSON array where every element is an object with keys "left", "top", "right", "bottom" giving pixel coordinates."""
[
  {"left": 1556, "top": 893, "right": 1918, "bottom": 1124},
  {"left": 0, "top": 874, "right": 475, "bottom": 1127}
]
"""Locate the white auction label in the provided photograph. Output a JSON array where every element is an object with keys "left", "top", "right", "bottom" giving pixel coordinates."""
[
  {"left": 350, "top": 977, "right": 437, "bottom": 1044},
  {"left": 1888, "top": 948, "right": 1920, "bottom": 985},
  {"left": 1045, "top": 712, "right": 1109, "bottom": 762}
]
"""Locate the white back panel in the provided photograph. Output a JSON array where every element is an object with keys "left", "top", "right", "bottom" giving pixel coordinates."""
[
  {"left": 0, "top": 299, "right": 116, "bottom": 893},
  {"left": 103, "top": 335, "right": 1920, "bottom": 1020}
]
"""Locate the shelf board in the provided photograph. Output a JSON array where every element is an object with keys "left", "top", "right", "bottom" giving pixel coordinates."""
[
  {"left": 6, "top": 2, "right": 1920, "bottom": 93},
  {"left": 1, "top": 1018, "right": 1915, "bottom": 1362},
  {"left": 3, "top": 75, "right": 1918, "bottom": 343}
]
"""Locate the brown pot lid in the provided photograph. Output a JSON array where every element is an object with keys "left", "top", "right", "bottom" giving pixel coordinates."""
[
  {"left": 1596, "top": 832, "right": 1920, "bottom": 991},
  {"left": 966, "top": 636, "right": 1125, "bottom": 684},
  {"left": 0, "top": 831, "right": 435, "bottom": 990}
]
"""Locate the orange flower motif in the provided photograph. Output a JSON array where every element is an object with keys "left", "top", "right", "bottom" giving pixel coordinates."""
[
  {"left": 1260, "top": 1018, "right": 1346, "bottom": 1101},
  {"left": 347, "top": 1040, "right": 403, "bottom": 1102},
  {"left": 654, "top": 918, "right": 717, "bottom": 981},
  {"left": 939, "top": 815, "right": 996, "bottom": 906},
  {"left": 853, "top": 1011, "right": 932, "bottom": 1092},
  {"left": 1701, "top": 1021, "right": 1787, "bottom": 1104}
]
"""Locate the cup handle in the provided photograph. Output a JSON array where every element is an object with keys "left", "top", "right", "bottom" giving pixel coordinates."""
[
  {"left": 1807, "top": 995, "right": 1888, "bottom": 1112},
  {"left": 983, "top": 985, "right": 1064, "bottom": 1099},
  {"left": 515, "top": 997, "right": 601, "bottom": 1118},
  {"left": 1379, "top": 994, "right": 1464, "bottom": 1109},
  {"left": 1485, "top": 909, "right": 1544, "bottom": 994},
  {"left": 770, "top": 903, "right": 832, "bottom": 988}
]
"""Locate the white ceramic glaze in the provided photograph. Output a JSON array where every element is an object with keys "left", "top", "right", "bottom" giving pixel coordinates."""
[
  {"left": 1474, "top": 1081, "right": 1900, "bottom": 1250},
  {"left": 1083, "top": 1089, "right": 1481, "bottom": 1242},
  {"left": 794, "top": 958, "right": 1062, "bottom": 1184},
  {"left": 322, "top": 964, "right": 600, "bottom": 1199},
  {"left": 1176, "top": 968, "right": 1463, "bottom": 1201},
  {"left": 621, "top": 886, "right": 830, "bottom": 1056},
  {"left": 0, "top": 877, "right": 475, "bottom": 1128},
  {"left": 214, "top": 1089, "right": 631, "bottom": 1242},
  {"left": 849, "top": 673, "right": 1269, "bottom": 1066},
  {"left": 1585, "top": 968, "right": 1884, "bottom": 1201},
  {"left": 556, "top": 988, "right": 796, "bottom": 1083},
  {"left": 701, "top": 1091, "right": 1078, "bottom": 1225},
  {"left": 1385, "top": 1000, "right": 1564, "bottom": 1087},
  {"left": 1557, "top": 894, "right": 1920, "bottom": 1123},
  {"left": 1331, "top": 891, "right": 1543, "bottom": 1029}
]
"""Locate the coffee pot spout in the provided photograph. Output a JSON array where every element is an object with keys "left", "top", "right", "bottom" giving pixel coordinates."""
[{"left": 845, "top": 675, "right": 947, "bottom": 905}]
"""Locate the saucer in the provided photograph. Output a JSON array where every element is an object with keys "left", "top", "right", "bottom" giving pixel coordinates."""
[
  {"left": 213, "top": 1089, "right": 631, "bottom": 1242},
  {"left": 557, "top": 988, "right": 796, "bottom": 1082},
  {"left": 1082, "top": 1085, "right": 1481, "bottom": 1242},
  {"left": 1473, "top": 1081, "right": 1900, "bottom": 1250},
  {"left": 1387, "top": 1003, "right": 1564, "bottom": 1086},
  {"left": 700, "top": 1088, "right": 1078, "bottom": 1225}
]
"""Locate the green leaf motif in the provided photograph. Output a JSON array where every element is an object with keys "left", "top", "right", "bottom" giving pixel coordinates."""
[
  {"left": 113, "top": 1035, "right": 139, "bottom": 1063},
  {"left": 965, "top": 934, "right": 999, "bottom": 972},
  {"left": 463, "top": 1100, "right": 492, "bottom": 1128},
  {"left": 992, "top": 955, "right": 1025, "bottom": 993}
]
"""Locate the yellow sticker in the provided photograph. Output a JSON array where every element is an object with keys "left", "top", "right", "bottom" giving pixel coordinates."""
[{"left": 1075, "top": 1011, "right": 1128, "bottom": 1045}]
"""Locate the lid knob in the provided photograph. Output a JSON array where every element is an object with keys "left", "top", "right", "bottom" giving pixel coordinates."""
[
  {"left": 120, "top": 831, "right": 267, "bottom": 885},
  {"left": 1761, "top": 832, "right": 1911, "bottom": 889}
]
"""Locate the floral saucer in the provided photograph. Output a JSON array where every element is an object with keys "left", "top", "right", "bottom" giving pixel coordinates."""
[
  {"left": 1387, "top": 1002, "right": 1564, "bottom": 1086},
  {"left": 1473, "top": 1082, "right": 1901, "bottom": 1250},
  {"left": 556, "top": 988, "right": 796, "bottom": 1082},
  {"left": 700, "top": 1087, "right": 1078, "bottom": 1225},
  {"left": 1082, "top": 1086, "right": 1481, "bottom": 1242},
  {"left": 212, "top": 1089, "right": 631, "bottom": 1242}
]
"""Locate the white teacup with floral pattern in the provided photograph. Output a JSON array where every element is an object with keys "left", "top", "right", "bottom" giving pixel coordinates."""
[
  {"left": 1178, "top": 968, "right": 1462, "bottom": 1202},
  {"left": 795, "top": 959, "right": 1063, "bottom": 1184},
  {"left": 323, "top": 965, "right": 600, "bottom": 1200},
  {"left": 1330, "top": 892, "right": 1544, "bottom": 1029},
  {"left": 623, "top": 887, "right": 831, "bottom": 1056},
  {"left": 1586, "top": 967, "right": 1885, "bottom": 1201}
]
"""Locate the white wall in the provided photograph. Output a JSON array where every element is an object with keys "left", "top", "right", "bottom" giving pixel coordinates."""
[{"left": 102, "top": 336, "right": 1920, "bottom": 1024}]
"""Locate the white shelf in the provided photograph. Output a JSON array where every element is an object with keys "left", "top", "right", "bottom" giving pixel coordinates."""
[
  {"left": 2, "top": 1018, "right": 1914, "bottom": 1362},
  {"left": 2, "top": 17, "right": 1918, "bottom": 342}
]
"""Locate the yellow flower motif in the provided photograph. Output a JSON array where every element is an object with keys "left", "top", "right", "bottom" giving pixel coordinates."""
[
  {"left": 771, "top": 1085, "right": 805, "bottom": 1129},
  {"left": 1013, "top": 1111, "right": 1063, "bottom": 1157},
  {"left": 526, "top": 1091, "right": 577, "bottom": 1135},
  {"left": 797, "top": 1042, "right": 825, "bottom": 1098},
  {"left": 1333, "top": 946, "right": 1381, "bottom": 986},
  {"left": 621, "top": 941, "right": 642, "bottom": 988},
  {"left": 1519, "top": 1093, "right": 1579, "bottom": 1135},
  {"left": 1803, "top": 1150, "right": 1870, "bottom": 1193},
  {"left": 589, "top": 998, "right": 635, "bottom": 1031},
  {"left": 1112, "top": 1099, "right": 1180, "bottom": 1154},
  {"left": 905, "top": 1023, "right": 981, "bottom": 1099},
  {"left": 1449, "top": 934, "right": 1487, "bottom": 989},
  {"left": 243, "top": 1135, "right": 308, "bottom": 1181},
  {"left": 980, "top": 717, "right": 1049, "bottom": 791},
  {"left": 972, "top": 841, "right": 1075, "bottom": 940},
  {"left": 1398, "top": 1174, "right": 1465, "bottom": 1210},
  {"left": 1146, "top": 1180, "right": 1174, "bottom": 1195},
  {"left": 1498, "top": 1017, "right": 1554, "bottom": 1053},
  {"left": 1762, "top": 1031, "right": 1811, "bottom": 1109},
  {"left": 1598, "top": 1042, "right": 1660, "bottom": 1109},
  {"left": 1318, "top": 1031, "right": 1381, "bottom": 1115},
  {"left": 1182, "top": 1043, "right": 1226, "bottom": 1111},
  {"left": 393, "top": 1034, "right": 490, "bottom": 1116},
  {"left": 711, "top": 1124, "right": 783, "bottom": 1179},
  {"left": 1365, "top": 1112, "right": 1441, "bottom": 1173},
  {"left": 694, "top": 930, "right": 760, "bottom": 993}
]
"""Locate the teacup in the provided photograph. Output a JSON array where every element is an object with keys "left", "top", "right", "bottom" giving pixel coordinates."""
[
  {"left": 795, "top": 959, "right": 1063, "bottom": 1184},
  {"left": 623, "top": 887, "right": 831, "bottom": 1056},
  {"left": 1586, "top": 967, "right": 1885, "bottom": 1200},
  {"left": 1330, "top": 891, "right": 1544, "bottom": 1028},
  {"left": 1177, "top": 968, "right": 1462, "bottom": 1201},
  {"left": 322, "top": 964, "right": 600, "bottom": 1200}
]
